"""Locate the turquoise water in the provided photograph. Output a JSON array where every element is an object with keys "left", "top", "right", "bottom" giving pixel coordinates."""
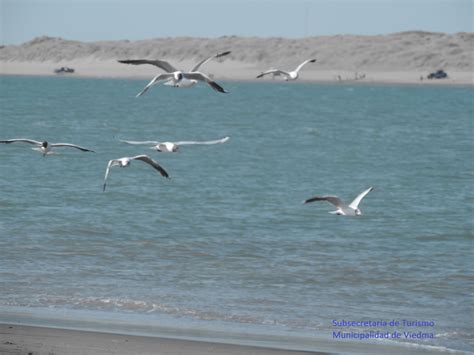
[{"left": 0, "top": 76, "right": 472, "bottom": 353}]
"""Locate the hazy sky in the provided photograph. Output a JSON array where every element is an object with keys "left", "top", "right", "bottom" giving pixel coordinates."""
[{"left": 1, "top": 0, "right": 472, "bottom": 44}]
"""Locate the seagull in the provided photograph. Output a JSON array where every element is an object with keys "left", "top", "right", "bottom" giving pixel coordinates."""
[
  {"left": 256, "top": 59, "right": 317, "bottom": 81},
  {"left": 103, "top": 155, "right": 169, "bottom": 192},
  {"left": 135, "top": 71, "right": 227, "bottom": 96},
  {"left": 303, "top": 187, "right": 374, "bottom": 216},
  {"left": 119, "top": 136, "right": 230, "bottom": 153},
  {"left": 0, "top": 138, "right": 95, "bottom": 156},
  {"left": 118, "top": 51, "right": 230, "bottom": 95}
]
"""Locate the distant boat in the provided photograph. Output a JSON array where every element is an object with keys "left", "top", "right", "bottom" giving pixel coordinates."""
[{"left": 54, "top": 66, "right": 75, "bottom": 74}]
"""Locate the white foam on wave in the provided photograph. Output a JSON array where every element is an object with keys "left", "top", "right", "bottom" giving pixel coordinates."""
[
  {"left": 368, "top": 335, "right": 471, "bottom": 354},
  {"left": 22, "top": 295, "right": 284, "bottom": 327}
]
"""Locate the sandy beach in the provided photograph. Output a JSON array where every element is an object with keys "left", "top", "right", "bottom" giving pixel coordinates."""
[
  {"left": 0, "top": 324, "right": 327, "bottom": 355},
  {"left": 1, "top": 32, "right": 472, "bottom": 85},
  {"left": 1, "top": 324, "right": 460, "bottom": 355}
]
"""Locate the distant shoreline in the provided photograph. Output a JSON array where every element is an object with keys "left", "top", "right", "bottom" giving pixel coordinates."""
[
  {"left": 0, "top": 71, "right": 471, "bottom": 86},
  {"left": 1, "top": 32, "right": 472, "bottom": 85},
  {"left": 0, "top": 59, "right": 474, "bottom": 85}
]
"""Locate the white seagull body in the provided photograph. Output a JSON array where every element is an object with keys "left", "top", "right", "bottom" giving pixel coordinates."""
[
  {"left": 0, "top": 138, "right": 94, "bottom": 156},
  {"left": 163, "top": 78, "right": 196, "bottom": 88},
  {"left": 120, "top": 136, "right": 230, "bottom": 153},
  {"left": 256, "top": 59, "right": 317, "bottom": 81},
  {"left": 133, "top": 71, "right": 227, "bottom": 97},
  {"left": 103, "top": 155, "right": 169, "bottom": 192},
  {"left": 303, "top": 187, "right": 374, "bottom": 216},
  {"left": 118, "top": 51, "right": 230, "bottom": 95}
]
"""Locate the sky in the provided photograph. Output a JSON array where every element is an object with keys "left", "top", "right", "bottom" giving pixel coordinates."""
[{"left": 1, "top": 0, "right": 472, "bottom": 44}]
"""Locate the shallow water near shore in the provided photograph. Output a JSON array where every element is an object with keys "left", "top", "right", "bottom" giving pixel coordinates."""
[{"left": 0, "top": 76, "right": 472, "bottom": 353}]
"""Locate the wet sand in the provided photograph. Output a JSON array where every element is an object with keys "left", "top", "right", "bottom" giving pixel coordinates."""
[{"left": 0, "top": 324, "right": 327, "bottom": 355}]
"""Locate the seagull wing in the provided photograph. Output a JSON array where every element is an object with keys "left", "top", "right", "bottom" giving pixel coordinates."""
[
  {"left": 183, "top": 72, "right": 228, "bottom": 93},
  {"left": 120, "top": 140, "right": 160, "bottom": 145},
  {"left": 349, "top": 187, "right": 374, "bottom": 209},
  {"left": 103, "top": 159, "right": 117, "bottom": 192},
  {"left": 132, "top": 155, "right": 169, "bottom": 178},
  {"left": 173, "top": 136, "right": 230, "bottom": 146},
  {"left": 256, "top": 69, "right": 289, "bottom": 79},
  {"left": 0, "top": 138, "right": 42, "bottom": 145},
  {"left": 136, "top": 73, "right": 174, "bottom": 97},
  {"left": 118, "top": 59, "right": 178, "bottom": 73},
  {"left": 294, "top": 59, "right": 317, "bottom": 73},
  {"left": 303, "top": 195, "right": 344, "bottom": 208},
  {"left": 190, "top": 51, "right": 231, "bottom": 72},
  {"left": 50, "top": 143, "right": 95, "bottom": 152}
]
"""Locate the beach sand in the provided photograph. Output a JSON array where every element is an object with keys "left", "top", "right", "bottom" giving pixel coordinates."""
[
  {"left": 0, "top": 324, "right": 460, "bottom": 355},
  {"left": 0, "top": 324, "right": 327, "bottom": 355},
  {"left": 0, "top": 60, "right": 472, "bottom": 85},
  {"left": 1, "top": 32, "right": 472, "bottom": 85}
]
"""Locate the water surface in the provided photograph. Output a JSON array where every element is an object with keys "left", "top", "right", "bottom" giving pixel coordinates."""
[{"left": 0, "top": 76, "right": 472, "bottom": 353}]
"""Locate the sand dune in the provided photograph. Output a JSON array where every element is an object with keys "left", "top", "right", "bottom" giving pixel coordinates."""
[{"left": 1, "top": 32, "right": 472, "bottom": 83}]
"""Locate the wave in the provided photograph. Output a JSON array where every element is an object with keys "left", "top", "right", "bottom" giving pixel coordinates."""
[{"left": 4, "top": 295, "right": 292, "bottom": 329}]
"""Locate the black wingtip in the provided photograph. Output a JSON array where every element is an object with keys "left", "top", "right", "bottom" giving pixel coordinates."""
[
  {"left": 157, "top": 166, "right": 170, "bottom": 179},
  {"left": 210, "top": 81, "right": 228, "bottom": 94}
]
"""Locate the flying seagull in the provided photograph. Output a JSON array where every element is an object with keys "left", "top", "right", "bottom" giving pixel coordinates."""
[
  {"left": 118, "top": 51, "right": 230, "bottom": 95},
  {"left": 303, "top": 187, "right": 374, "bottom": 216},
  {"left": 256, "top": 59, "right": 317, "bottom": 81},
  {"left": 118, "top": 51, "right": 230, "bottom": 88},
  {"left": 135, "top": 71, "right": 227, "bottom": 96},
  {"left": 103, "top": 155, "right": 169, "bottom": 192},
  {"left": 119, "top": 136, "right": 230, "bottom": 153},
  {"left": 0, "top": 138, "right": 94, "bottom": 156}
]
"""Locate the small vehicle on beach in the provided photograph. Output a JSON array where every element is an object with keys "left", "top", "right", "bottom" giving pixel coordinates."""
[
  {"left": 54, "top": 66, "right": 75, "bottom": 74},
  {"left": 427, "top": 70, "right": 448, "bottom": 79}
]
